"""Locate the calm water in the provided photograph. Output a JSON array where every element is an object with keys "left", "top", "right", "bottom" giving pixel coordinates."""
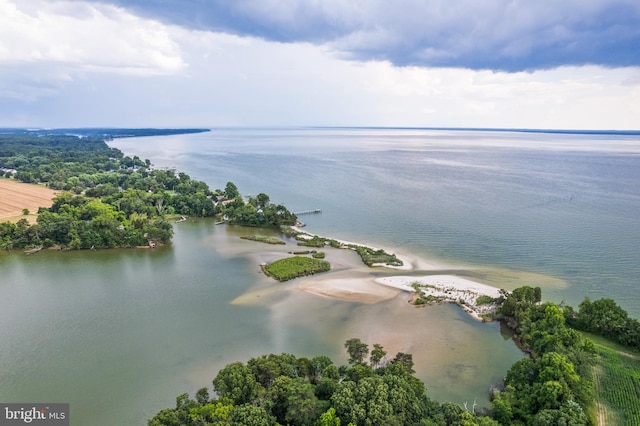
[
  {"left": 112, "top": 128, "right": 640, "bottom": 313},
  {"left": 1, "top": 128, "right": 639, "bottom": 425}
]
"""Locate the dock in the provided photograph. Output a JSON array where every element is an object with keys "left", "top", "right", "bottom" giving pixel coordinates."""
[{"left": 293, "top": 208, "right": 322, "bottom": 215}]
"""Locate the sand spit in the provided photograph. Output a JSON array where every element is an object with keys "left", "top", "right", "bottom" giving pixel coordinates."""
[
  {"left": 290, "top": 227, "right": 418, "bottom": 271},
  {"left": 375, "top": 275, "right": 502, "bottom": 320},
  {"left": 296, "top": 276, "right": 399, "bottom": 304},
  {"left": 238, "top": 227, "right": 563, "bottom": 320}
]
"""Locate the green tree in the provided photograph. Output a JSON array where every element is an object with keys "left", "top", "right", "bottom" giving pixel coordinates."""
[
  {"left": 332, "top": 376, "right": 394, "bottom": 426},
  {"left": 213, "top": 362, "right": 262, "bottom": 405},
  {"left": 255, "top": 193, "right": 270, "bottom": 209},
  {"left": 195, "top": 387, "right": 210, "bottom": 405},
  {"left": 578, "top": 297, "right": 629, "bottom": 334},
  {"left": 224, "top": 181, "right": 240, "bottom": 199},
  {"left": 147, "top": 408, "right": 180, "bottom": 426},
  {"left": 316, "top": 407, "right": 341, "bottom": 426},
  {"left": 228, "top": 404, "right": 275, "bottom": 426},
  {"left": 370, "top": 343, "right": 387, "bottom": 368},
  {"left": 391, "top": 352, "right": 415, "bottom": 374},
  {"left": 344, "top": 338, "right": 369, "bottom": 365},
  {"left": 284, "top": 378, "right": 321, "bottom": 425}
]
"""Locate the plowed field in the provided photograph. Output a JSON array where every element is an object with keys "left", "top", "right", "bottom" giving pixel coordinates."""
[{"left": 0, "top": 179, "right": 58, "bottom": 222}]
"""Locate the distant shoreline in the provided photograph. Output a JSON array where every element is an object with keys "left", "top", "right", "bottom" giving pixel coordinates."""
[{"left": 297, "top": 126, "right": 640, "bottom": 136}]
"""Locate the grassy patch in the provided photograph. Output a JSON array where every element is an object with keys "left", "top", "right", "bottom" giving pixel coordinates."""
[
  {"left": 476, "top": 295, "right": 495, "bottom": 305},
  {"left": 240, "top": 235, "right": 286, "bottom": 245},
  {"left": 297, "top": 235, "right": 327, "bottom": 248},
  {"left": 410, "top": 283, "right": 442, "bottom": 306},
  {"left": 262, "top": 256, "right": 330, "bottom": 282},
  {"left": 311, "top": 251, "right": 325, "bottom": 259},
  {"left": 281, "top": 228, "right": 403, "bottom": 267},
  {"left": 350, "top": 245, "right": 403, "bottom": 267},
  {"left": 280, "top": 226, "right": 300, "bottom": 238}
]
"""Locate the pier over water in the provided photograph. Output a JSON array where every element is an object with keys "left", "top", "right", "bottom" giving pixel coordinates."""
[{"left": 293, "top": 208, "right": 322, "bottom": 215}]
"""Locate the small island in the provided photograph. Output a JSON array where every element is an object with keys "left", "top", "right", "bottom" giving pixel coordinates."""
[
  {"left": 240, "top": 235, "right": 286, "bottom": 245},
  {"left": 283, "top": 227, "right": 403, "bottom": 267},
  {"left": 262, "top": 255, "right": 330, "bottom": 281}
]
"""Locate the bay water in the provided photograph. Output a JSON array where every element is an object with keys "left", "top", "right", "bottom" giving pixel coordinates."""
[
  {"left": 1, "top": 128, "right": 638, "bottom": 425},
  {"left": 111, "top": 127, "right": 640, "bottom": 312}
]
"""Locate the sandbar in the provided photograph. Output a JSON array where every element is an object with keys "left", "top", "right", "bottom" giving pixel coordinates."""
[
  {"left": 376, "top": 275, "right": 502, "bottom": 320},
  {"left": 296, "top": 275, "right": 399, "bottom": 304}
]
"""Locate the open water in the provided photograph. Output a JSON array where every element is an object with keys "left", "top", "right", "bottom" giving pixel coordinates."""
[
  {"left": 1, "top": 128, "right": 639, "bottom": 425},
  {"left": 112, "top": 127, "right": 640, "bottom": 313}
]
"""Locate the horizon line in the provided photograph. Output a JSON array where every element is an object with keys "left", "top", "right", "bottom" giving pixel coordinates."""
[{"left": 2, "top": 126, "right": 640, "bottom": 136}]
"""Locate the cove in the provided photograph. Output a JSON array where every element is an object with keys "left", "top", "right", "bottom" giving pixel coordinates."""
[{"left": 0, "top": 220, "right": 523, "bottom": 426}]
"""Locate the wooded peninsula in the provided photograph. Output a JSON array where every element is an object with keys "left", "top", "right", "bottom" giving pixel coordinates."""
[{"left": 0, "top": 131, "right": 297, "bottom": 250}]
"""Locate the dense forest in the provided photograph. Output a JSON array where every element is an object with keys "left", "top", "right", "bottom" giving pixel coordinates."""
[
  {"left": 0, "top": 133, "right": 296, "bottom": 250},
  {"left": 148, "top": 288, "right": 640, "bottom": 425}
]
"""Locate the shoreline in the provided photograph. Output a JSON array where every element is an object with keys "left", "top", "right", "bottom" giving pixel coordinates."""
[
  {"left": 280, "top": 226, "right": 503, "bottom": 320},
  {"left": 375, "top": 275, "right": 501, "bottom": 321}
]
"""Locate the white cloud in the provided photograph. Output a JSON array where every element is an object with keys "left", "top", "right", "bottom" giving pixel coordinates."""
[
  {"left": 0, "top": 0, "right": 639, "bottom": 130},
  {"left": 351, "top": 63, "right": 640, "bottom": 129},
  {"left": 0, "top": 0, "right": 185, "bottom": 99}
]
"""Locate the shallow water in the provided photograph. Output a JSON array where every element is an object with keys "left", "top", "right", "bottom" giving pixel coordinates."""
[{"left": 0, "top": 221, "right": 522, "bottom": 425}]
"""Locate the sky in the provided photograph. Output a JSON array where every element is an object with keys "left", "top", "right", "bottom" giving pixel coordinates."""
[{"left": 1, "top": 0, "right": 639, "bottom": 129}]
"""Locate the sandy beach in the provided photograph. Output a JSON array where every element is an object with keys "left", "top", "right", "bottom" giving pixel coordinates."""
[
  {"left": 375, "top": 275, "right": 502, "bottom": 298},
  {"left": 231, "top": 227, "right": 563, "bottom": 321},
  {"left": 375, "top": 275, "right": 502, "bottom": 320},
  {"left": 278, "top": 230, "right": 504, "bottom": 319},
  {"left": 296, "top": 274, "right": 399, "bottom": 304}
]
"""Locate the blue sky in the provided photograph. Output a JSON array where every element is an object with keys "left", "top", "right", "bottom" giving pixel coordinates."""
[{"left": 1, "top": 0, "right": 639, "bottom": 129}]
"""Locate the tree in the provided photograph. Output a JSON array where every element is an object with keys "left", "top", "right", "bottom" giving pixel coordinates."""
[
  {"left": 147, "top": 408, "right": 180, "bottom": 426},
  {"left": 228, "top": 404, "right": 275, "bottom": 426},
  {"left": 370, "top": 343, "right": 387, "bottom": 368},
  {"left": 391, "top": 352, "right": 415, "bottom": 374},
  {"left": 225, "top": 181, "right": 240, "bottom": 199},
  {"left": 212, "top": 362, "right": 262, "bottom": 405},
  {"left": 316, "top": 407, "right": 341, "bottom": 426},
  {"left": 344, "top": 338, "right": 369, "bottom": 365},
  {"left": 284, "top": 378, "right": 321, "bottom": 425},
  {"left": 578, "top": 297, "right": 629, "bottom": 335},
  {"left": 195, "top": 387, "right": 210, "bottom": 405},
  {"left": 255, "top": 193, "right": 270, "bottom": 209}
]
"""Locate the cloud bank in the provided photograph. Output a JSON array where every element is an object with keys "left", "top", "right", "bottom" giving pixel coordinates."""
[
  {"left": 0, "top": 0, "right": 638, "bottom": 129},
  {"left": 0, "top": 0, "right": 184, "bottom": 99},
  {"left": 84, "top": 0, "right": 640, "bottom": 72}
]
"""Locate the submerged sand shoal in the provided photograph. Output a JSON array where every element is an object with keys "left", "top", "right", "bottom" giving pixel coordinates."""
[
  {"left": 229, "top": 226, "right": 566, "bottom": 320},
  {"left": 296, "top": 274, "right": 399, "bottom": 304}
]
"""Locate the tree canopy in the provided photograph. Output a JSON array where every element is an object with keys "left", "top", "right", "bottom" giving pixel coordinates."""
[
  {"left": 0, "top": 133, "right": 296, "bottom": 250},
  {"left": 148, "top": 341, "right": 500, "bottom": 426}
]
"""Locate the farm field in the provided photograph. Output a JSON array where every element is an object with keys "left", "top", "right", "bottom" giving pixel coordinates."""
[
  {"left": 0, "top": 179, "right": 57, "bottom": 223},
  {"left": 588, "top": 334, "right": 640, "bottom": 426}
]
